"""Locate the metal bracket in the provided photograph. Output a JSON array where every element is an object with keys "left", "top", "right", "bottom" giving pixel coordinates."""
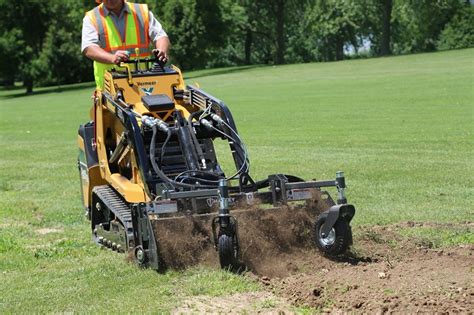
[
  {"left": 131, "top": 203, "right": 159, "bottom": 270},
  {"left": 320, "top": 204, "right": 356, "bottom": 237},
  {"left": 268, "top": 174, "right": 289, "bottom": 206}
]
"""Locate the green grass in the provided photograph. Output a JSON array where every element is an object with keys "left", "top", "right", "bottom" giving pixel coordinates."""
[
  {"left": 399, "top": 224, "right": 474, "bottom": 248},
  {"left": 1, "top": 48, "right": 473, "bottom": 312}
]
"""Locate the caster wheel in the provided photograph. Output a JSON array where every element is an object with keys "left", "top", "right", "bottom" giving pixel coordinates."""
[
  {"left": 218, "top": 234, "right": 238, "bottom": 270},
  {"left": 313, "top": 211, "right": 352, "bottom": 256}
]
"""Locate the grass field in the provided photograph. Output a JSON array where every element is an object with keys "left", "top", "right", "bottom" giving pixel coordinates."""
[{"left": 1, "top": 49, "right": 473, "bottom": 312}]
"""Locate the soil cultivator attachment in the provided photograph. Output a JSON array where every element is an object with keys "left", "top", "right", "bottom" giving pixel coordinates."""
[{"left": 77, "top": 56, "right": 356, "bottom": 271}]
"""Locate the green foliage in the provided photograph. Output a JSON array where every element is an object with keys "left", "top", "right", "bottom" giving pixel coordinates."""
[
  {"left": 437, "top": 5, "right": 474, "bottom": 49},
  {"left": 157, "top": 0, "right": 227, "bottom": 70},
  {"left": 391, "top": 0, "right": 464, "bottom": 54},
  {"left": 0, "top": 0, "right": 93, "bottom": 92},
  {"left": 0, "top": 0, "right": 471, "bottom": 89}
]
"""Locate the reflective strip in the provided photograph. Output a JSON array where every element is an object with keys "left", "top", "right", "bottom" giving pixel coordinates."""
[
  {"left": 97, "top": 6, "right": 111, "bottom": 51},
  {"left": 91, "top": 3, "right": 152, "bottom": 90},
  {"left": 132, "top": 3, "right": 148, "bottom": 46},
  {"left": 129, "top": 3, "right": 141, "bottom": 47},
  {"left": 142, "top": 4, "right": 150, "bottom": 46},
  {"left": 102, "top": 14, "right": 125, "bottom": 49},
  {"left": 87, "top": 11, "right": 98, "bottom": 30}
]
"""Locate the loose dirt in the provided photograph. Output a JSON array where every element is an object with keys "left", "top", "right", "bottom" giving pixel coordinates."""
[
  {"left": 266, "top": 223, "right": 474, "bottom": 313},
  {"left": 166, "top": 222, "right": 474, "bottom": 314},
  {"left": 154, "top": 208, "right": 473, "bottom": 313},
  {"left": 152, "top": 205, "right": 320, "bottom": 271}
]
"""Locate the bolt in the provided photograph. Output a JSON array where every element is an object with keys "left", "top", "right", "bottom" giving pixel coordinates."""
[
  {"left": 98, "top": 236, "right": 104, "bottom": 243},
  {"left": 112, "top": 243, "right": 117, "bottom": 250},
  {"left": 116, "top": 245, "right": 122, "bottom": 252},
  {"left": 96, "top": 202, "right": 101, "bottom": 211}
]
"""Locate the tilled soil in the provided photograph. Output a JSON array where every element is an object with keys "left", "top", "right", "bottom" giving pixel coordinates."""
[
  {"left": 263, "top": 223, "right": 474, "bottom": 313},
  {"left": 155, "top": 209, "right": 473, "bottom": 313}
]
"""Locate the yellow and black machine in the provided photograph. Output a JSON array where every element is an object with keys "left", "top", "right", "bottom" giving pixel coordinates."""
[{"left": 77, "top": 54, "right": 356, "bottom": 270}]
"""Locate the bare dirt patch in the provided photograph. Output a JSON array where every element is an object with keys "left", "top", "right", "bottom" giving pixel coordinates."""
[
  {"left": 265, "top": 223, "right": 474, "bottom": 313},
  {"left": 153, "top": 209, "right": 473, "bottom": 313},
  {"left": 173, "top": 291, "right": 292, "bottom": 314}
]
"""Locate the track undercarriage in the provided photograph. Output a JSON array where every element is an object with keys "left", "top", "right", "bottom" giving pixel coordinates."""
[{"left": 78, "top": 56, "right": 356, "bottom": 271}]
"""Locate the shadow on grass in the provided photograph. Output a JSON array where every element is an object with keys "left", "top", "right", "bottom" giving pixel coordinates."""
[{"left": 0, "top": 82, "right": 96, "bottom": 100}]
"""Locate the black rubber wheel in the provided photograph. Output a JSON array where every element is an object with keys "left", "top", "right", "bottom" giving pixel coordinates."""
[
  {"left": 313, "top": 211, "right": 352, "bottom": 256},
  {"left": 218, "top": 234, "right": 238, "bottom": 269}
]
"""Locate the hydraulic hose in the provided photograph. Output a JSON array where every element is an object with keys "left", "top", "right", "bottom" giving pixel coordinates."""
[{"left": 149, "top": 125, "right": 214, "bottom": 189}]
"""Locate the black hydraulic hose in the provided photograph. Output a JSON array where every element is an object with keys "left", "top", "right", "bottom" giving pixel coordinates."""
[
  {"left": 160, "top": 130, "right": 172, "bottom": 167},
  {"left": 175, "top": 169, "right": 223, "bottom": 182},
  {"left": 149, "top": 126, "right": 215, "bottom": 189},
  {"left": 208, "top": 124, "right": 249, "bottom": 179},
  {"left": 186, "top": 111, "right": 206, "bottom": 167},
  {"left": 253, "top": 175, "right": 306, "bottom": 190}
]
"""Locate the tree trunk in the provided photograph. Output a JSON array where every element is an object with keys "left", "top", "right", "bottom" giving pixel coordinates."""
[
  {"left": 275, "top": 0, "right": 285, "bottom": 65},
  {"left": 380, "top": 0, "right": 392, "bottom": 56},
  {"left": 335, "top": 37, "right": 344, "bottom": 61},
  {"left": 245, "top": 30, "right": 252, "bottom": 65},
  {"left": 24, "top": 78, "right": 33, "bottom": 94}
]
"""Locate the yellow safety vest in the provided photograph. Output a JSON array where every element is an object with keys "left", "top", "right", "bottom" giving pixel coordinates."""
[{"left": 86, "top": 2, "right": 151, "bottom": 89}]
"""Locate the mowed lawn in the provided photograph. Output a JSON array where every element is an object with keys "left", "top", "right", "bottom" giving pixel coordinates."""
[{"left": 1, "top": 49, "right": 473, "bottom": 312}]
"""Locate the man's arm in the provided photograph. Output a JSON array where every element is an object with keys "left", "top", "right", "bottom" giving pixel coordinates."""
[
  {"left": 84, "top": 46, "right": 130, "bottom": 65},
  {"left": 149, "top": 11, "right": 170, "bottom": 63},
  {"left": 153, "top": 37, "right": 170, "bottom": 63},
  {"left": 81, "top": 15, "right": 129, "bottom": 64}
]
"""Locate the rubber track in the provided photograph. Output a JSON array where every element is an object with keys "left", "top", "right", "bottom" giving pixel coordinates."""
[{"left": 93, "top": 185, "right": 134, "bottom": 251}]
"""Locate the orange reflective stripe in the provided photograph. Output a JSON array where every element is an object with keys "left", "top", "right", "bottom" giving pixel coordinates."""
[
  {"left": 137, "top": 4, "right": 149, "bottom": 45},
  {"left": 98, "top": 5, "right": 112, "bottom": 51},
  {"left": 129, "top": 4, "right": 142, "bottom": 46},
  {"left": 133, "top": 3, "right": 148, "bottom": 46},
  {"left": 87, "top": 11, "right": 98, "bottom": 30}
]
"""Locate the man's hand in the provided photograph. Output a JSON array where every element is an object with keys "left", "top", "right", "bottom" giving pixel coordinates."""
[
  {"left": 152, "top": 49, "right": 168, "bottom": 63},
  {"left": 110, "top": 50, "right": 130, "bottom": 65}
]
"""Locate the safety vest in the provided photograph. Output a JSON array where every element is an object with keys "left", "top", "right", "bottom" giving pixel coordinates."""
[{"left": 86, "top": 2, "right": 151, "bottom": 89}]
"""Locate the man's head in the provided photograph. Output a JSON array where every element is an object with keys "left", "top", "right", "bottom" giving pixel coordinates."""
[{"left": 96, "top": 0, "right": 125, "bottom": 12}]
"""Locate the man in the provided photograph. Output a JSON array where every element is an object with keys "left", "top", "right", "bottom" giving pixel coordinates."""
[{"left": 82, "top": 0, "right": 170, "bottom": 89}]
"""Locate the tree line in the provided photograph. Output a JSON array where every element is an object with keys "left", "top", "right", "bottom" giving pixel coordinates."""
[{"left": 0, "top": 0, "right": 472, "bottom": 93}]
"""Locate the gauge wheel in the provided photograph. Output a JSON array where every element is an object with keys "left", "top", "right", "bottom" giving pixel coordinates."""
[
  {"left": 313, "top": 211, "right": 352, "bottom": 256},
  {"left": 218, "top": 234, "right": 238, "bottom": 270}
]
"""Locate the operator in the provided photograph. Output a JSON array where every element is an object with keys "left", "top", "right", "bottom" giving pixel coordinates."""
[{"left": 82, "top": 0, "right": 170, "bottom": 90}]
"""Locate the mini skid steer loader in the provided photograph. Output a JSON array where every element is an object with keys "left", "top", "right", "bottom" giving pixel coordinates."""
[{"left": 77, "top": 54, "right": 356, "bottom": 270}]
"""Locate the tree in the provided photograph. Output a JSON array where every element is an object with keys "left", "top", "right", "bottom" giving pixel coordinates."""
[
  {"left": 391, "top": 0, "right": 464, "bottom": 54},
  {"left": 0, "top": 0, "right": 87, "bottom": 93},
  {"left": 437, "top": 3, "right": 474, "bottom": 50},
  {"left": 307, "top": 0, "right": 365, "bottom": 61},
  {"left": 0, "top": 29, "right": 23, "bottom": 87},
  {"left": 156, "top": 0, "right": 227, "bottom": 70}
]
